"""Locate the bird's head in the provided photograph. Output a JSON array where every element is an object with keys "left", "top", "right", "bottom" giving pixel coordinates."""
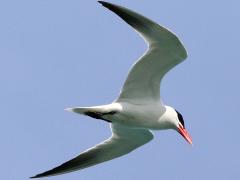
[
  {"left": 174, "top": 109, "right": 192, "bottom": 145},
  {"left": 159, "top": 106, "right": 192, "bottom": 144}
]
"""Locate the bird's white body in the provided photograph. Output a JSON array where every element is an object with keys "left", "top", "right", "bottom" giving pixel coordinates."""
[
  {"left": 109, "top": 102, "right": 166, "bottom": 129},
  {"left": 31, "top": 1, "right": 192, "bottom": 178},
  {"left": 78, "top": 102, "right": 177, "bottom": 130}
]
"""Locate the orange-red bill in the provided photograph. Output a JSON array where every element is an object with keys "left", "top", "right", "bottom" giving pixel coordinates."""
[{"left": 178, "top": 126, "right": 192, "bottom": 145}]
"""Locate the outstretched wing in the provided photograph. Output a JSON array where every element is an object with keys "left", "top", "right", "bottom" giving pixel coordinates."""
[
  {"left": 30, "top": 124, "right": 153, "bottom": 178},
  {"left": 99, "top": 1, "right": 187, "bottom": 104}
]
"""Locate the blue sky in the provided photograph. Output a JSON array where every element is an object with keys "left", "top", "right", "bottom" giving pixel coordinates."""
[{"left": 1, "top": 0, "right": 240, "bottom": 179}]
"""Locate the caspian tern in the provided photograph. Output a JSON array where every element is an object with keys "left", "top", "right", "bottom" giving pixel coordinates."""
[{"left": 31, "top": 1, "right": 192, "bottom": 178}]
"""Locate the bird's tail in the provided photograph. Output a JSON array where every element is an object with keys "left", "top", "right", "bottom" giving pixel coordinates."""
[
  {"left": 65, "top": 106, "right": 105, "bottom": 115},
  {"left": 65, "top": 104, "right": 120, "bottom": 122}
]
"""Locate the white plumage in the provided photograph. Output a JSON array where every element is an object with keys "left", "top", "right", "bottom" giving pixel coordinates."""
[{"left": 31, "top": 1, "right": 191, "bottom": 178}]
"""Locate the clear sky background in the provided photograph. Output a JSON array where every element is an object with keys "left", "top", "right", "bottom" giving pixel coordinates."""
[{"left": 1, "top": 0, "right": 240, "bottom": 180}]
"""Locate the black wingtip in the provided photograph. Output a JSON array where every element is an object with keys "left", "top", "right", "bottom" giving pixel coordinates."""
[
  {"left": 30, "top": 174, "right": 41, "bottom": 179},
  {"left": 30, "top": 172, "right": 48, "bottom": 179},
  {"left": 29, "top": 175, "right": 37, "bottom": 179},
  {"left": 98, "top": 1, "right": 113, "bottom": 8},
  {"left": 97, "top": 1, "right": 106, "bottom": 5}
]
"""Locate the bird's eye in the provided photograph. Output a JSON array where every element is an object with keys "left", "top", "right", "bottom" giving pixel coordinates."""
[{"left": 175, "top": 110, "right": 185, "bottom": 128}]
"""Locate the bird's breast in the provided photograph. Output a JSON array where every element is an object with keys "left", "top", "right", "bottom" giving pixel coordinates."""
[{"left": 112, "top": 102, "right": 165, "bottom": 129}]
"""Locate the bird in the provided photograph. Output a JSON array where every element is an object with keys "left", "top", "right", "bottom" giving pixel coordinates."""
[{"left": 31, "top": 1, "right": 192, "bottom": 178}]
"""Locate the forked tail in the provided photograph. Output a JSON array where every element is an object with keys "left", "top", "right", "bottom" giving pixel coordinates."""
[{"left": 65, "top": 103, "right": 122, "bottom": 122}]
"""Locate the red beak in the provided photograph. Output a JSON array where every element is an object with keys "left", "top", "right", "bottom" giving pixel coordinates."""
[{"left": 178, "top": 125, "right": 192, "bottom": 145}]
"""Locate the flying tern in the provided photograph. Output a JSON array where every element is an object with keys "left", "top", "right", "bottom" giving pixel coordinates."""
[{"left": 31, "top": 1, "right": 192, "bottom": 178}]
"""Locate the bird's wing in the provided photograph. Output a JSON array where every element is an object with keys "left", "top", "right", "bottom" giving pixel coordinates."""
[
  {"left": 99, "top": 1, "right": 187, "bottom": 104},
  {"left": 30, "top": 124, "right": 153, "bottom": 178}
]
